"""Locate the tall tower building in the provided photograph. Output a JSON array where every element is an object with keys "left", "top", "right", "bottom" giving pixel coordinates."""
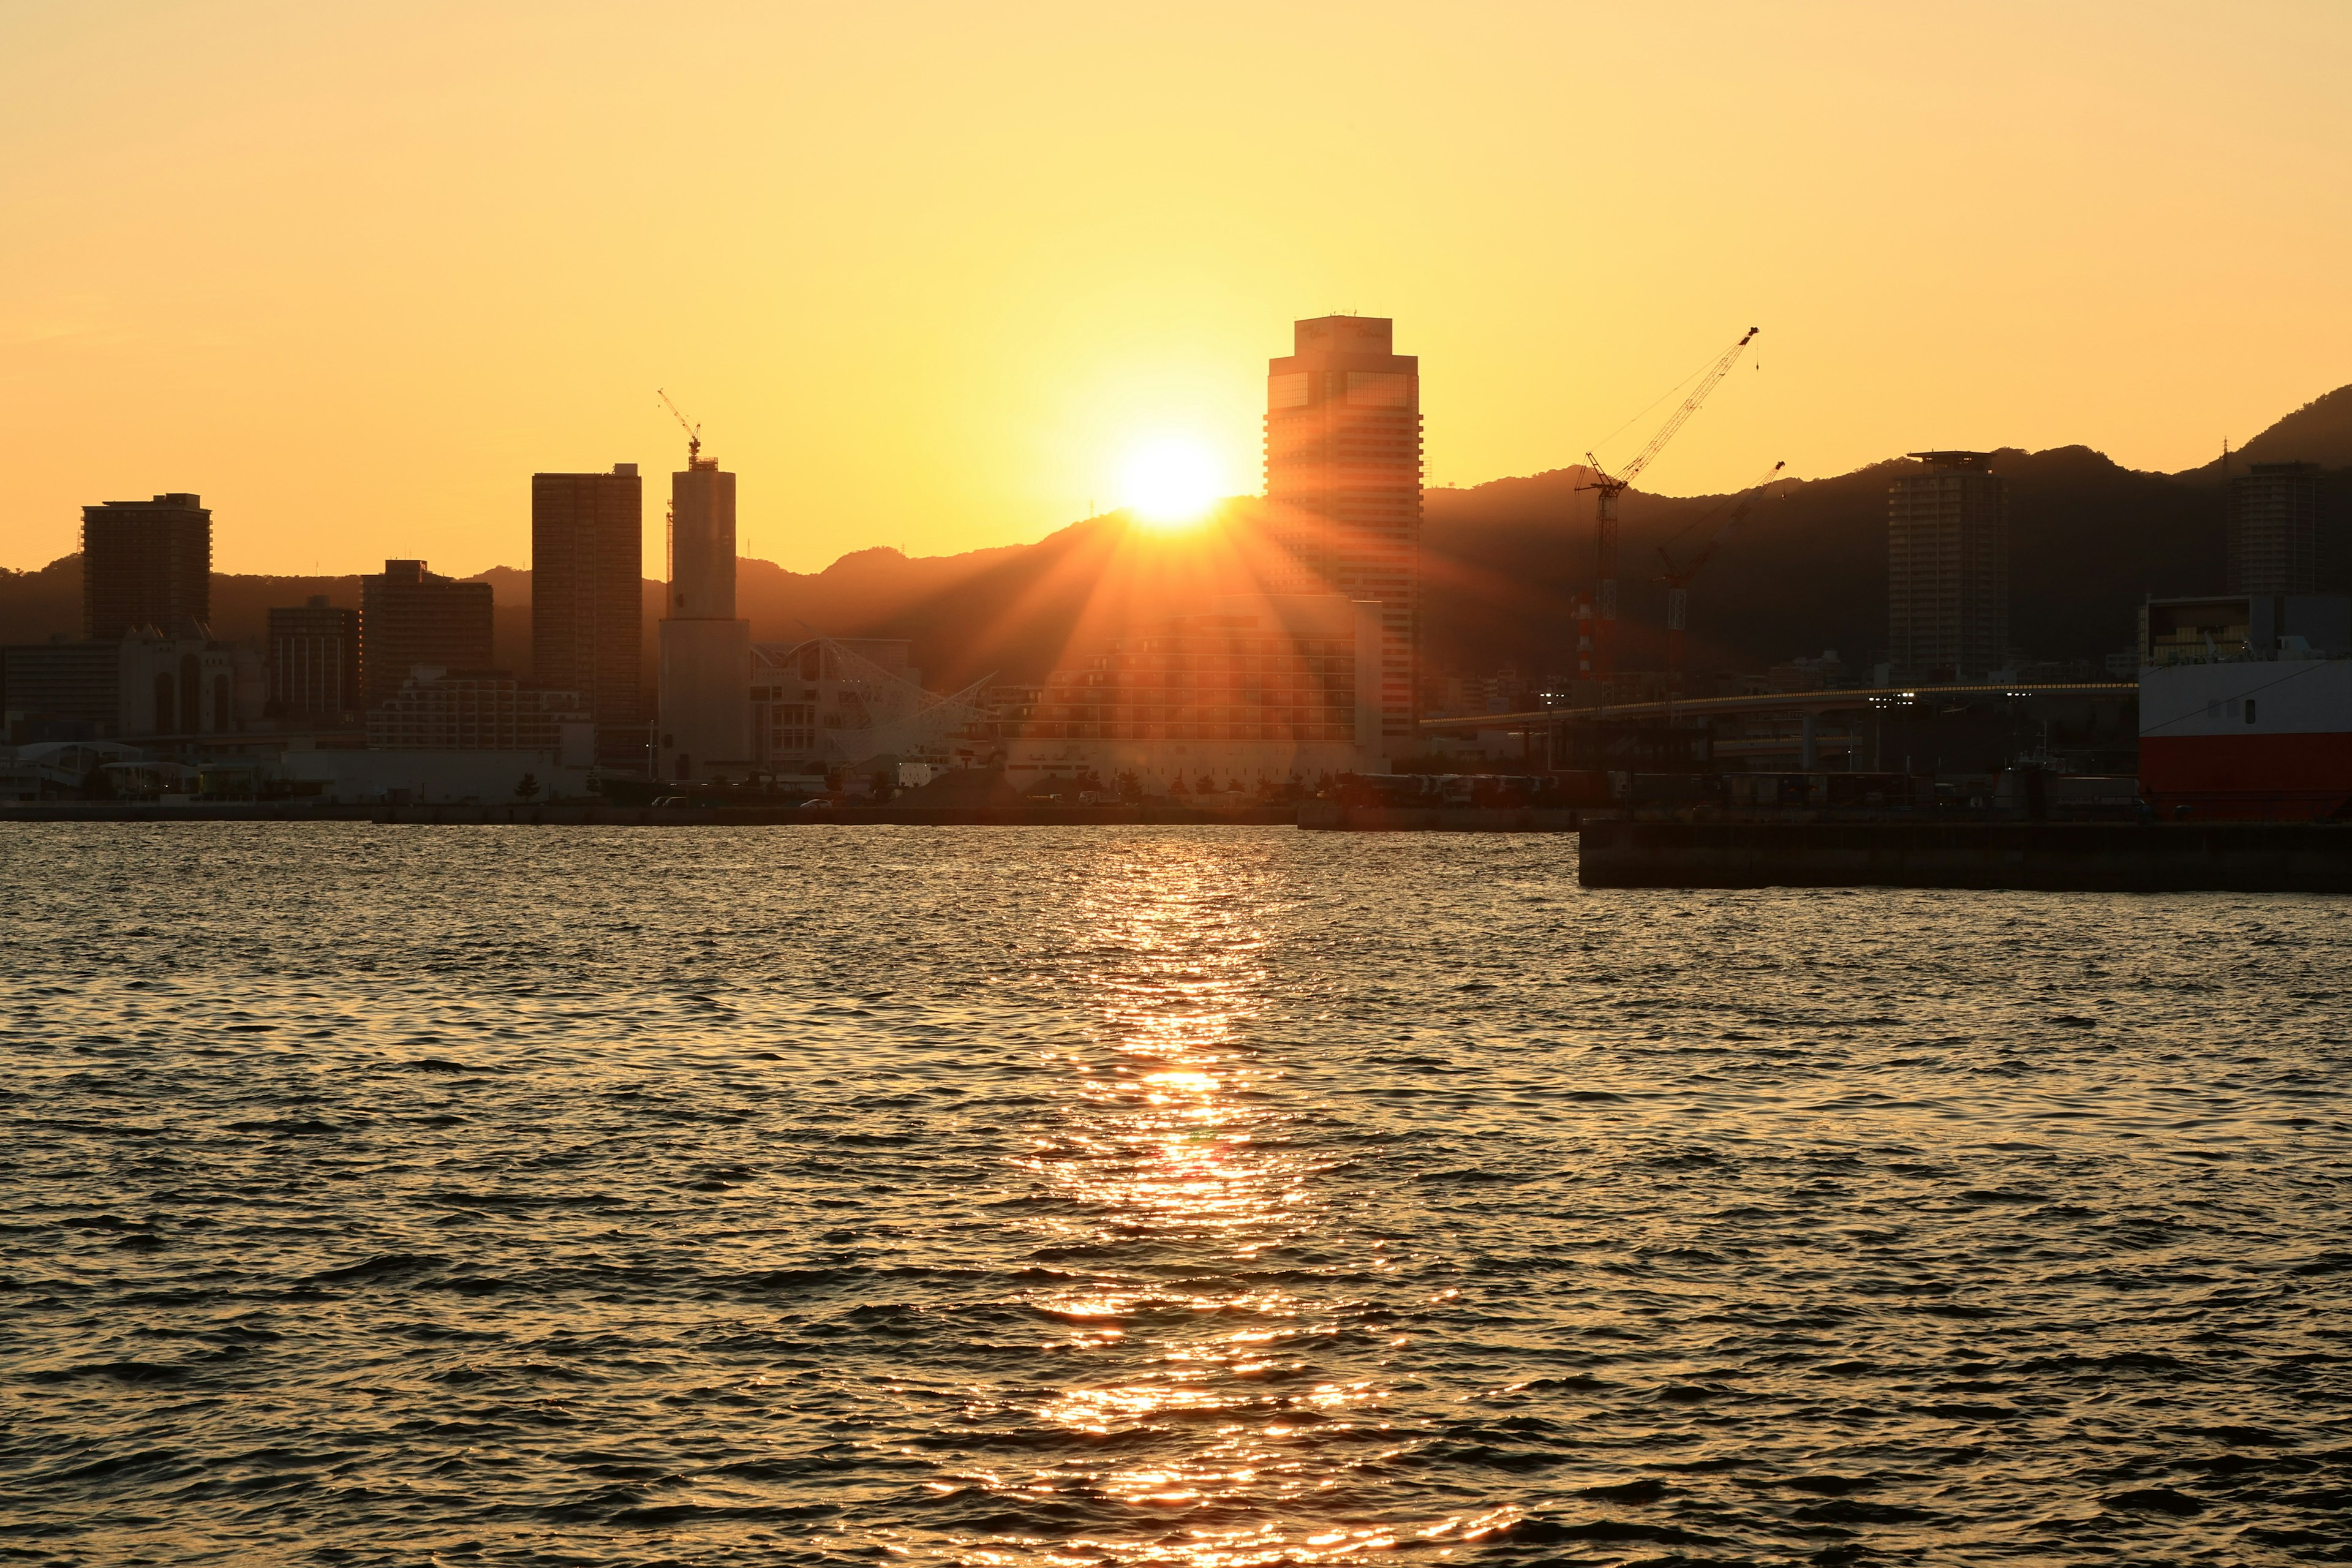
[
  {"left": 655, "top": 451, "right": 751, "bottom": 781},
  {"left": 359, "top": 560, "right": 494, "bottom": 712},
  {"left": 82, "top": 493, "right": 211, "bottom": 638},
  {"left": 2228, "top": 461, "right": 2319, "bottom": 595},
  {"left": 532, "top": 462, "right": 646, "bottom": 763},
  {"left": 1888, "top": 451, "right": 2010, "bottom": 683},
  {"left": 1262, "top": 315, "right": 1421, "bottom": 755}
]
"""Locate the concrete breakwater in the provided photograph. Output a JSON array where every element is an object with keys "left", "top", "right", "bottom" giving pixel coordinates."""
[{"left": 1580, "top": 818, "right": 2352, "bottom": 892}]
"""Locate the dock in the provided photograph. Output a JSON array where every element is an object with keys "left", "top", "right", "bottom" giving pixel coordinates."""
[{"left": 1578, "top": 818, "right": 2352, "bottom": 892}]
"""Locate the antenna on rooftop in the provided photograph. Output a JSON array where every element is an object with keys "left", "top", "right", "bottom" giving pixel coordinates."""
[{"left": 657, "top": 388, "right": 701, "bottom": 465}]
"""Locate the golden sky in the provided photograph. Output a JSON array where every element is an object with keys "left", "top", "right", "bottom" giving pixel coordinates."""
[{"left": 4, "top": 1, "right": 2350, "bottom": 578}]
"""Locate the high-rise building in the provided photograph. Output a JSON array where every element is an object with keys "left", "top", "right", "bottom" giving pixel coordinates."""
[
  {"left": 2229, "top": 461, "right": 2320, "bottom": 595},
  {"left": 532, "top": 462, "right": 645, "bottom": 764},
  {"left": 655, "top": 454, "right": 750, "bottom": 780},
  {"left": 1888, "top": 451, "right": 2009, "bottom": 682},
  {"left": 1262, "top": 315, "right": 1422, "bottom": 755},
  {"left": 81, "top": 493, "right": 211, "bottom": 639},
  {"left": 267, "top": 596, "right": 360, "bottom": 723},
  {"left": 360, "top": 560, "right": 494, "bottom": 712}
]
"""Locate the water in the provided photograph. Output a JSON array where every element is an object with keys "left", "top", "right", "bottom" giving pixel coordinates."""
[{"left": 3, "top": 824, "right": 2348, "bottom": 1566}]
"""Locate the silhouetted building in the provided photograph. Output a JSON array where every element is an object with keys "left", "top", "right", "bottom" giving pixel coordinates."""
[
  {"left": 532, "top": 463, "right": 645, "bottom": 764},
  {"left": 1263, "top": 316, "right": 1421, "bottom": 755},
  {"left": 360, "top": 560, "right": 493, "bottom": 713},
  {"left": 82, "top": 493, "right": 211, "bottom": 639},
  {"left": 2, "top": 630, "right": 262, "bottom": 741},
  {"left": 2, "top": 640, "right": 119, "bottom": 741},
  {"left": 1888, "top": 451, "right": 2008, "bottom": 682},
  {"left": 267, "top": 596, "right": 360, "bottom": 723},
  {"left": 2228, "top": 462, "right": 2320, "bottom": 595},
  {"left": 367, "top": 667, "right": 592, "bottom": 762},
  {"left": 655, "top": 454, "right": 751, "bottom": 781},
  {"left": 119, "top": 630, "right": 263, "bottom": 737}
]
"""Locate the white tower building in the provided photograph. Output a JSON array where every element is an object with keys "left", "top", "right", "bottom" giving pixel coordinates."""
[{"left": 655, "top": 453, "right": 751, "bottom": 780}]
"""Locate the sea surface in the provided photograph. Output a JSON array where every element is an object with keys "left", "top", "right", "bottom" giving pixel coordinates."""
[{"left": 3, "top": 824, "right": 2349, "bottom": 1567}]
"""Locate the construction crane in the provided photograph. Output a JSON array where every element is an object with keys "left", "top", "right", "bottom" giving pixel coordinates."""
[
  {"left": 657, "top": 388, "right": 702, "bottom": 465},
  {"left": 1656, "top": 459, "right": 1784, "bottom": 689},
  {"left": 1580, "top": 326, "right": 1758, "bottom": 679}
]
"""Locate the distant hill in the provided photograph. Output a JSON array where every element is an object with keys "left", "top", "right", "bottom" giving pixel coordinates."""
[
  {"left": 1420, "top": 442, "right": 2249, "bottom": 679},
  {"left": 2180, "top": 383, "right": 2352, "bottom": 473},
  {"left": 6, "top": 382, "right": 2346, "bottom": 684}
]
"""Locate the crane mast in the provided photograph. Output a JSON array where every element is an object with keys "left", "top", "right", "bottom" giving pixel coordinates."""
[
  {"left": 1657, "top": 459, "right": 1784, "bottom": 690},
  {"left": 1581, "top": 326, "right": 1758, "bottom": 682}
]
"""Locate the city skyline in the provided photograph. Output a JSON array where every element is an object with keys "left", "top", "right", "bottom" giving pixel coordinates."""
[{"left": 7, "top": 2, "right": 2352, "bottom": 579}]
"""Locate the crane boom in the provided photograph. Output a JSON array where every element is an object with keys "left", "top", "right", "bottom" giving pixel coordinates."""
[
  {"left": 657, "top": 388, "right": 702, "bottom": 466},
  {"left": 1579, "top": 326, "right": 1759, "bottom": 681},
  {"left": 1593, "top": 326, "right": 1758, "bottom": 494}
]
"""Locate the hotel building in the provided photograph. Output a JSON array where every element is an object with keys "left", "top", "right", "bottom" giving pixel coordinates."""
[{"left": 1262, "top": 315, "right": 1422, "bottom": 756}]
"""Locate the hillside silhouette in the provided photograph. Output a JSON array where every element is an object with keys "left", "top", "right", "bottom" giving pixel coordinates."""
[{"left": 6, "top": 382, "right": 2346, "bottom": 685}]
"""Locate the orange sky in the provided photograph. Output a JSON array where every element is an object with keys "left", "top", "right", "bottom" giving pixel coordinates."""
[{"left": 4, "top": 1, "right": 2351, "bottom": 578}]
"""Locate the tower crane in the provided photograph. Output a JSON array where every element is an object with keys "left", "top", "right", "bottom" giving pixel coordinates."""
[
  {"left": 1656, "top": 459, "right": 1784, "bottom": 689},
  {"left": 657, "top": 388, "right": 702, "bottom": 465},
  {"left": 1580, "top": 326, "right": 1758, "bottom": 679}
]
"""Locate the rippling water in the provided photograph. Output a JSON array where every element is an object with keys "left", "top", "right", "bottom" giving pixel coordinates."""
[{"left": 4, "top": 824, "right": 2350, "bottom": 1566}]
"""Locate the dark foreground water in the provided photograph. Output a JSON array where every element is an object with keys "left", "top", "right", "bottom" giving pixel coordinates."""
[{"left": 3, "top": 826, "right": 2349, "bottom": 1567}]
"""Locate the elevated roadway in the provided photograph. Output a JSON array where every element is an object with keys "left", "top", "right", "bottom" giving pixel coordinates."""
[{"left": 1419, "top": 682, "right": 2136, "bottom": 732}]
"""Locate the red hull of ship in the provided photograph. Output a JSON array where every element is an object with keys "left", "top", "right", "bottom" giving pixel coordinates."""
[{"left": 2140, "top": 733, "right": 2352, "bottom": 820}]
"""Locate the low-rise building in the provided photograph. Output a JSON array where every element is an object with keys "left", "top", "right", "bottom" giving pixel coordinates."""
[
  {"left": 1005, "top": 594, "right": 1384, "bottom": 793},
  {"left": 366, "top": 667, "right": 594, "bottom": 765},
  {"left": 2, "top": 629, "right": 264, "bottom": 742}
]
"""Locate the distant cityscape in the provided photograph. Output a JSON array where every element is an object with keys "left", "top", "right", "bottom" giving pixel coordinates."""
[{"left": 2, "top": 316, "right": 2345, "bottom": 818}]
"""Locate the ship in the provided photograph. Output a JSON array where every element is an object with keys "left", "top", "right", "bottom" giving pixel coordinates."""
[{"left": 2138, "top": 593, "right": 2352, "bottom": 820}]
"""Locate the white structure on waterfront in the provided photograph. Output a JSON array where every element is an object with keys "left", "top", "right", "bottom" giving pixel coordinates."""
[{"left": 750, "top": 638, "right": 992, "bottom": 772}]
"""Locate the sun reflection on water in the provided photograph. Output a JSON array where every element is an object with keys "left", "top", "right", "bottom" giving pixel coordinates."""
[{"left": 929, "top": 842, "right": 1491, "bottom": 1566}]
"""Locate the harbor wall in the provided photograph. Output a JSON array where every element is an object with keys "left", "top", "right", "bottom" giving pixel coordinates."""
[{"left": 1579, "top": 819, "right": 2352, "bottom": 892}]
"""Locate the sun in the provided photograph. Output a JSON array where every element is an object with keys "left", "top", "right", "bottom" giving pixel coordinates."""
[{"left": 1118, "top": 436, "right": 1226, "bottom": 529}]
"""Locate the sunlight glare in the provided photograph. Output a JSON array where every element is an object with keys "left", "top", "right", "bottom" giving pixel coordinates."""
[{"left": 1118, "top": 437, "right": 1225, "bottom": 528}]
